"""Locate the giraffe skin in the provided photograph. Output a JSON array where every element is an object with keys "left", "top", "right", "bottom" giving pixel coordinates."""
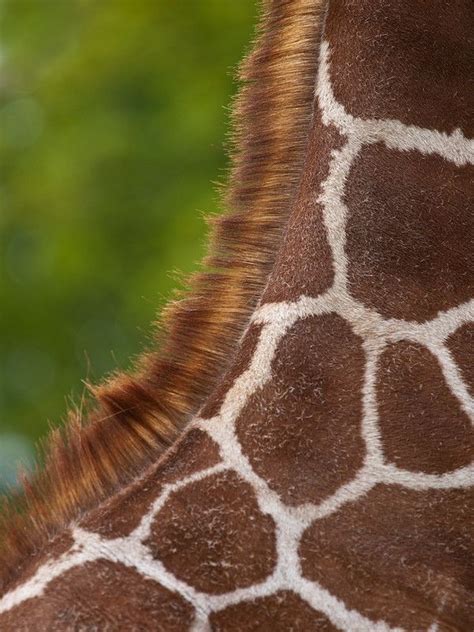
[{"left": 0, "top": 1, "right": 473, "bottom": 630}]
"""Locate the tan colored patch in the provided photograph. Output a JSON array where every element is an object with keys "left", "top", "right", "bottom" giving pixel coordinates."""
[
  {"left": 345, "top": 144, "right": 473, "bottom": 321},
  {"left": 263, "top": 109, "right": 344, "bottom": 303},
  {"left": 325, "top": 0, "right": 474, "bottom": 136},
  {"left": 81, "top": 428, "right": 221, "bottom": 538},
  {"left": 210, "top": 591, "right": 338, "bottom": 631},
  {"left": 200, "top": 324, "right": 264, "bottom": 419},
  {"left": 299, "top": 485, "right": 474, "bottom": 631},
  {"left": 377, "top": 342, "right": 473, "bottom": 474},
  {"left": 447, "top": 323, "right": 474, "bottom": 397},
  {"left": 237, "top": 314, "right": 365, "bottom": 505},
  {"left": 0, "top": 559, "right": 194, "bottom": 631},
  {"left": 145, "top": 470, "right": 276, "bottom": 594}
]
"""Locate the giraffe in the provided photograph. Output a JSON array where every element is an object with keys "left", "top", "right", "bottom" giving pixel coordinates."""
[{"left": 1, "top": 0, "right": 473, "bottom": 629}]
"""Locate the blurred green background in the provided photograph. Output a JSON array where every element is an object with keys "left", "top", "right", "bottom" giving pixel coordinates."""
[{"left": 0, "top": 0, "right": 255, "bottom": 491}]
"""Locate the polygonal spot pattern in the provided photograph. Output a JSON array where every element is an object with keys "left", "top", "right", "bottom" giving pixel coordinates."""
[
  {"left": 345, "top": 144, "right": 473, "bottom": 322},
  {"left": 145, "top": 470, "right": 277, "bottom": 594},
  {"left": 236, "top": 314, "right": 365, "bottom": 505},
  {"left": 325, "top": 0, "right": 474, "bottom": 135},
  {"left": 2, "top": 34, "right": 473, "bottom": 632},
  {"left": 299, "top": 485, "right": 474, "bottom": 631},
  {"left": 0, "top": 560, "right": 194, "bottom": 632}
]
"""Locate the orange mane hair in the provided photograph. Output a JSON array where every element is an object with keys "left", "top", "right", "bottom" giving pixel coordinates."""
[{"left": 0, "top": 0, "right": 325, "bottom": 591}]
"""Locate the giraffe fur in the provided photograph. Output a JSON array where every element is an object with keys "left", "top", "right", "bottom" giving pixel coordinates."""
[
  {"left": 0, "top": 0, "right": 325, "bottom": 591},
  {"left": 0, "top": 0, "right": 473, "bottom": 630}
]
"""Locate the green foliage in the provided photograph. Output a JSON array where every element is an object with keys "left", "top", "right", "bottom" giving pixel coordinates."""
[{"left": 0, "top": 0, "right": 255, "bottom": 489}]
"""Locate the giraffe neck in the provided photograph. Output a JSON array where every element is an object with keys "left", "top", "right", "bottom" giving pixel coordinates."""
[
  {"left": 263, "top": 0, "right": 473, "bottom": 320},
  {"left": 1, "top": 1, "right": 473, "bottom": 630},
  {"left": 0, "top": 0, "right": 322, "bottom": 587}
]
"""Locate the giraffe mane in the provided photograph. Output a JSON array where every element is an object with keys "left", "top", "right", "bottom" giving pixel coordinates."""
[{"left": 0, "top": 0, "right": 325, "bottom": 590}]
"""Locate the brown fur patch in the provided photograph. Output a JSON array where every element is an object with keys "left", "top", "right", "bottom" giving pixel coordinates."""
[
  {"left": 145, "top": 470, "right": 277, "bottom": 594},
  {"left": 236, "top": 314, "right": 366, "bottom": 505},
  {"left": 345, "top": 144, "right": 473, "bottom": 322},
  {"left": 210, "top": 591, "right": 338, "bottom": 631},
  {"left": 0, "top": 0, "right": 325, "bottom": 593},
  {"left": 299, "top": 485, "right": 474, "bottom": 630},
  {"left": 325, "top": 0, "right": 474, "bottom": 136},
  {"left": 0, "top": 560, "right": 194, "bottom": 631},
  {"left": 377, "top": 342, "right": 473, "bottom": 475}
]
